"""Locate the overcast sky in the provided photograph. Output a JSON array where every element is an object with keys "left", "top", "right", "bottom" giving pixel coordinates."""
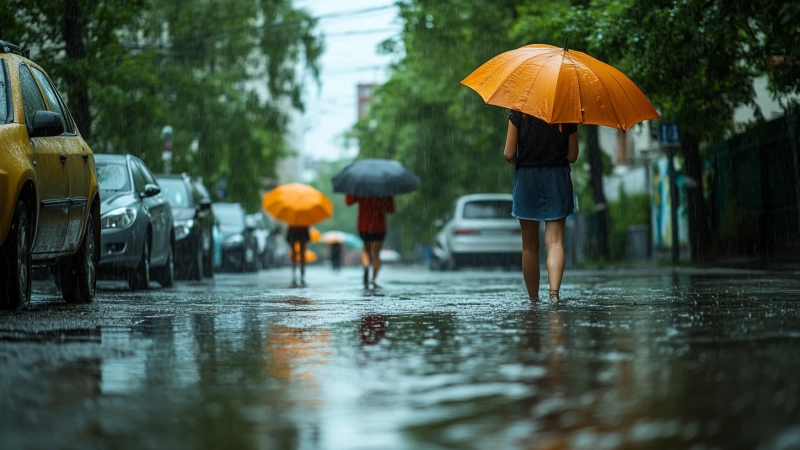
[{"left": 293, "top": 1, "right": 402, "bottom": 162}]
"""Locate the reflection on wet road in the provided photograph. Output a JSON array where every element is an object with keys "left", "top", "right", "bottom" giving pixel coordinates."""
[{"left": 2, "top": 267, "right": 800, "bottom": 449}]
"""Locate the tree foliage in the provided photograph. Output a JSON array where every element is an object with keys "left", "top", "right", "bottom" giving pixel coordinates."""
[{"left": 1, "top": 0, "right": 322, "bottom": 212}]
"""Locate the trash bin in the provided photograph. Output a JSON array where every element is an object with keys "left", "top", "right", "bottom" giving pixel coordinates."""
[{"left": 627, "top": 224, "right": 650, "bottom": 260}]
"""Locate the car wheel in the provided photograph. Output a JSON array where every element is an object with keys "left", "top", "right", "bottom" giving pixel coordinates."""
[
  {"left": 187, "top": 242, "right": 204, "bottom": 281},
  {"left": 154, "top": 240, "right": 175, "bottom": 287},
  {"left": 202, "top": 244, "right": 214, "bottom": 279},
  {"left": 128, "top": 234, "right": 150, "bottom": 291},
  {"left": 0, "top": 201, "right": 32, "bottom": 310},
  {"left": 60, "top": 215, "right": 97, "bottom": 304}
]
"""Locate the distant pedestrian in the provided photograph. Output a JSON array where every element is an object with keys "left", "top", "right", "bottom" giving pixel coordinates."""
[
  {"left": 286, "top": 226, "right": 310, "bottom": 286},
  {"left": 329, "top": 242, "right": 342, "bottom": 272},
  {"left": 504, "top": 110, "right": 579, "bottom": 302},
  {"left": 345, "top": 195, "right": 395, "bottom": 288}
]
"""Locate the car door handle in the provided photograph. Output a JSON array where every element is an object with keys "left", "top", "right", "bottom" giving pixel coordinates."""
[
  {"left": 82, "top": 153, "right": 89, "bottom": 163},
  {"left": 59, "top": 154, "right": 67, "bottom": 164}
]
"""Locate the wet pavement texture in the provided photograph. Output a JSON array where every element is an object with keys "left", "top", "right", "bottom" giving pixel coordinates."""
[{"left": 2, "top": 266, "right": 800, "bottom": 450}]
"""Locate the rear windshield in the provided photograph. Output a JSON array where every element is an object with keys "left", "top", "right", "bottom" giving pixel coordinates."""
[
  {"left": 462, "top": 200, "right": 513, "bottom": 219},
  {"left": 96, "top": 162, "right": 130, "bottom": 191},
  {"left": 158, "top": 178, "right": 193, "bottom": 208},
  {"left": 214, "top": 206, "right": 244, "bottom": 228}
]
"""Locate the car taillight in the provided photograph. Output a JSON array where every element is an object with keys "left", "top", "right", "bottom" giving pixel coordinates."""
[{"left": 454, "top": 228, "right": 480, "bottom": 235}]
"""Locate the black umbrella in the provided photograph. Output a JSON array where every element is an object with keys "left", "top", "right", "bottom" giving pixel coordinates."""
[{"left": 332, "top": 159, "right": 420, "bottom": 197}]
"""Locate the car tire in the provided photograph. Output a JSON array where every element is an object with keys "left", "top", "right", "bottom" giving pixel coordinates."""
[
  {"left": 187, "top": 241, "right": 204, "bottom": 281},
  {"left": 154, "top": 240, "right": 175, "bottom": 288},
  {"left": 128, "top": 234, "right": 150, "bottom": 291},
  {"left": 202, "top": 243, "right": 214, "bottom": 279},
  {"left": 60, "top": 215, "right": 97, "bottom": 304},
  {"left": 0, "top": 201, "right": 32, "bottom": 310}
]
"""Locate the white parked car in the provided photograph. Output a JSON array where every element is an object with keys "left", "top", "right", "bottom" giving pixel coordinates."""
[{"left": 431, "top": 194, "right": 521, "bottom": 270}]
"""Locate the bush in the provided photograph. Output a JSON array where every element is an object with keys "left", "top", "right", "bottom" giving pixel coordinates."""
[{"left": 609, "top": 188, "right": 651, "bottom": 261}]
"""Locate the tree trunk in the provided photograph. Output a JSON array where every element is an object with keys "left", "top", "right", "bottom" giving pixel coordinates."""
[
  {"left": 680, "top": 131, "right": 712, "bottom": 262},
  {"left": 62, "top": 0, "right": 91, "bottom": 140},
  {"left": 586, "top": 125, "right": 610, "bottom": 260}
]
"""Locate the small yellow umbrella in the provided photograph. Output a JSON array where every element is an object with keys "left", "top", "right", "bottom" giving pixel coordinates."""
[
  {"left": 262, "top": 183, "right": 333, "bottom": 226},
  {"left": 288, "top": 245, "right": 318, "bottom": 263},
  {"left": 461, "top": 43, "right": 660, "bottom": 131},
  {"left": 309, "top": 227, "right": 321, "bottom": 243}
]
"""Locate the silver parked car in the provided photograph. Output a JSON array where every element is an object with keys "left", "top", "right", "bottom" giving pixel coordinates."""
[{"left": 431, "top": 193, "right": 521, "bottom": 270}]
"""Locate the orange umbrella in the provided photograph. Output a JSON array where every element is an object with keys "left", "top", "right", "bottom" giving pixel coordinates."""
[
  {"left": 262, "top": 183, "right": 333, "bottom": 227},
  {"left": 460, "top": 43, "right": 660, "bottom": 131},
  {"left": 309, "top": 227, "right": 321, "bottom": 243}
]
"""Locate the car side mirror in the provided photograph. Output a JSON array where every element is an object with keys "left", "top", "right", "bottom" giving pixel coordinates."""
[
  {"left": 29, "top": 110, "right": 64, "bottom": 138},
  {"left": 141, "top": 183, "right": 161, "bottom": 198},
  {"left": 433, "top": 219, "right": 444, "bottom": 228},
  {"left": 198, "top": 198, "right": 212, "bottom": 211}
]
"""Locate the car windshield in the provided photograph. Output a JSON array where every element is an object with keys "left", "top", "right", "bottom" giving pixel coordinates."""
[
  {"left": 214, "top": 207, "right": 244, "bottom": 228},
  {"left": 96, "top": 163, "right": 130, "bottom": 191},
  {"left": 462, "top": 200, "right": 513, "bottom": 219},
  {"left": 158, "top": 178, "right": 192, "bottom": 208}
]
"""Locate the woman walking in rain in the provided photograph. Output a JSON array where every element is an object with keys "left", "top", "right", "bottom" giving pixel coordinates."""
[
  {"left": 504, "top": 110, "right": 579, "bottom": 302},
  {"left": 346, "top": 195, "right": 395, "bottom": 288},
  {"left": 287, "top": 226, "right": 310, "bottom": 286}
]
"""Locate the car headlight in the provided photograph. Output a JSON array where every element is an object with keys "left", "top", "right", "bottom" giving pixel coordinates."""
[
  {"left": 101, "top": 207, "right": 137, "bottom": 229},
  {"left": 174, "top": 219, "right": 194, "bottom": 240},
  {"left": 224, "top": 234, "right": 244, "bottom": 246}
]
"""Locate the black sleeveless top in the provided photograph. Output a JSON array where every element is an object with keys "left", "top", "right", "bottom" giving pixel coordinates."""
[{"left": 509, "top": 110, "right": 577, "bottom": 168}]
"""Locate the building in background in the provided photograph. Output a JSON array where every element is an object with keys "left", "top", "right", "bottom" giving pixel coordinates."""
[{"left": 357, "top": 84, "right": 378, "bottom": 120}]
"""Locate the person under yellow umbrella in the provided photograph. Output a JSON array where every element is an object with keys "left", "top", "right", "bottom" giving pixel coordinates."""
[
  {"left": 461, "top": 41, "right": 659, "bottom": 302},
  {"left": 262, "top": 183, "right": 332, "bottom": 286}
]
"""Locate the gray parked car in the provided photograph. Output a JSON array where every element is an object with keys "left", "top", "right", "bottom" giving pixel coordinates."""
[
  {"left": 95, "top": 154, "right": 175, "bottom": 289},
  {"left": 431, "top": 193, "right": 521, "bottom": 270}
]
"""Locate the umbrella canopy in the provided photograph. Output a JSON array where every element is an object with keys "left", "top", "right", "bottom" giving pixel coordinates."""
[
  {"left": 309, "top": 227, "right": 321, "bottom": 243},
  {"left": 319, "top": 230, "right": 363, "bottom": 249},
  {"left": 262, "top": 183, "right": 333, "bottom": 227},
  {"left": 332, "top": 159, "right": 420, "bottom": 197},
  {"left": 460, "top": 43, "right": 660, "bottom": 131}
]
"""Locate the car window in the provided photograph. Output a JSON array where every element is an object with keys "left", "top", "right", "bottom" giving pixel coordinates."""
[
  {"left": 194, "top": 181, "right": 211, "bottom": 200},
  {"left": 130, "top": 160, "right": 147, "bottom": 193},
  {"left": 158, "top": 178, "right": 193, "bottom": 208},
  {"left": 18, "top": 64, "right": 47, "bottom": 127},
  {"left": 462, "top": 200, "right": 513, "bottom": 219},
  {"left": 0, "top": 62, "right": 8, "bottom": 123},
  {"left": 96, "top": 162, "right": 131, "bottom": 191},
  {"left": 30, "top": 67, "right": 69, "bottom": 134},
  {"left": 136, "top": 159, "right": 158, "bottom": 185}
]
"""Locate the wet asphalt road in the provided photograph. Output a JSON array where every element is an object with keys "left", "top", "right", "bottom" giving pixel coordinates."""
[{"left": 2, "top": 265, "right": 800, "bottom": 450}]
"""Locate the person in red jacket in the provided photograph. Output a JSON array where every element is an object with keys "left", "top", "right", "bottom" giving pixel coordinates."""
[{"left": 345, "top": 195, "right": 395, "bottom": 287}]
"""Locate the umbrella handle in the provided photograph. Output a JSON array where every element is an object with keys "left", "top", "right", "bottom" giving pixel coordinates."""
[{"left": 564, "top": 38, "right": 569, "bottom": 52}]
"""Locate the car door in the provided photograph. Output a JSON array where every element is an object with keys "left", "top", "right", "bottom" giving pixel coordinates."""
[
  {"left": 136, "top": 159, "right": 170, "bottom": 264},
  {"left": 30, "top": 66, "right": 88, "bottom": 252},
  {"left": 18, "top": 64, "right": 68, "bottom": 255}
]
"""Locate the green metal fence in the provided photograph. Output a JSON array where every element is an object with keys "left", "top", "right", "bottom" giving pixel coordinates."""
[{"left": 707, "top": 111, "right": 799, "bottom": 254}]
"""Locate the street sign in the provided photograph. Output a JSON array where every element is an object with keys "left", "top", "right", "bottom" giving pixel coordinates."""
[{"left": 659, "top": 123, "right": 681, "bottom": 146}]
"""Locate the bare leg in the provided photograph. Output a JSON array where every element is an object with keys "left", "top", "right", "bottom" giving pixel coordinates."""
[
  {"left": 519, "top": 219, "right": 541, "bottom": 300},
  {"left": 299, "top": 240, "right": 307, "bottom": 285},
  {"left": 290, "top": 242, "right": 298, "bottom": 284},
  {"left": 544, "top": 218, "right": 566, "bottom": 300},
  {"left": 361, "top": 241, "right": 371, "bottom": 287},
  {"left": 371, "top": 240, "right": 384, "bottom": 284}
]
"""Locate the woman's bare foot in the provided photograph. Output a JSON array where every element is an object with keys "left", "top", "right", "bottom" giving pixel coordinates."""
[{"left": 549, "top": 290, "right": 560, "bottom": 302}]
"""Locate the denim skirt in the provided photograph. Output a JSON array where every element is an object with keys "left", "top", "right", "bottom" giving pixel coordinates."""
[{"left": 512, "top": 166, "right": 575, "bottom": 221}]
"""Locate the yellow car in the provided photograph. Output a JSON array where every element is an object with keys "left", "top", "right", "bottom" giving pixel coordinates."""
[{"left": 0, "top": 40, "right": 100, "bottom": 309}]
